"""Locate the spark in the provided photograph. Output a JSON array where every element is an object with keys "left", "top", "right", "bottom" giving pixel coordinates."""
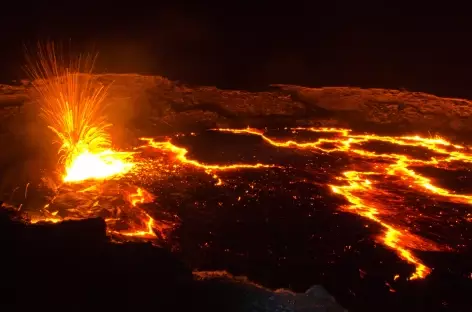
[
  {"left": 7, "top": 73, "right": 472, "bottom": 284},
  {"left": 331, "top": 171, "right": 436, "bottom": 280},
  {"left": 25, "top": 183, "right": 30, "bottom": 199},
  {"left": 126, "top": 187, "right": 154, "bottom": 207},
  {"left": 114, "top": 213, "right": 156, "bottom": 238},
  {"left": 25, "top": 42, "right": 133, "bottom": 182},
  {"left": 210, "top": 127, "right": 472, "bottom": 279}
]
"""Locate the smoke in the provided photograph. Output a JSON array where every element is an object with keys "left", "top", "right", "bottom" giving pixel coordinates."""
[
  {"left": 0, "top": 93, "right": 55, "bottom": 202},
  {"left": 96, "top": 74, "right": 174, "bottom": 147}
]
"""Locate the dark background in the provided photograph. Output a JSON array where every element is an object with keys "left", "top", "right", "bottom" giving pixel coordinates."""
[{"left": 1, "top": 2, "right": 472, "bottom": 97}]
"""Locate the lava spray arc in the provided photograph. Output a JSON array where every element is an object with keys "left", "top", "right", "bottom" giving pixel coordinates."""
[
  {"left": 24, "top": 42, "right": 133, "bottom": 182},
  {"left": 20, "top": 42, "right": 472, "bottom": 282}
]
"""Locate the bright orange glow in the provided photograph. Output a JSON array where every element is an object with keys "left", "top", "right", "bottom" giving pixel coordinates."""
[
  {"left": 64, "top": 150, "right": 134, "bottom": 182},
  {"left": 139, "top": 138, "right": 273, "bottom": 171},
  {"left": 209, "top": 127, "right": 472, "bottom": 279},
  {"left": 30, "top": 216, "right": 63, "bottom": 224},
  {"left": 106, "top": 186, "right": 174, "bottom": 239},
  {"left": 26, "top": 42, "right": 133, "bottom": 182},
  {"left": 331, "top": 171, "right": 435, "bottom": 280},
  {"left": 10, "top": 59, "right": 472, "bottom": 285},
  {"left": 127, "top": 187, "right": 154, "bottom": 207},
  {"left": 138, "top": 138, "right": 274, "bottom": 184},
  {"left": 28, "top": 185, "right": 169, "bottom": 240},
  {"left": 108, "top": 187, "right": 158, "bottom": 238}
]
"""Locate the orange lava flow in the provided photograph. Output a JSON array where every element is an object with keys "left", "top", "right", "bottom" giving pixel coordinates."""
[
  {"left": 138, "top": 138, "right": 275, "bottom": 184},
  {"left": 64, "top": 150, "right": 135, "bottom": 182},
  {"left": 331, "top": 172, "right": 434, "bottom": 280},
  {"left": 11, "top": 94, "right": 471, "bottom": 282},
  {"left": 28, "top": 185, "right": 164, "bottom": 240},
  {"left": 20, "top": 44, "right": 166, "bottom": 242},
  {"left": 113, "top": 213, "right": 156, "bottom": 238},
  {"left": 213, "top": 127, "right": 472, "bottom": 279},
  {"left": 108, "top": 187, "right": 158, "bottom": 239}
]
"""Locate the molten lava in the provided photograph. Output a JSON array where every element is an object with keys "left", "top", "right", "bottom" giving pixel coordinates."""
[
  {"left": 13, "top": 46, "right": 472, "bottom": 282},
  {"left": 64, "top": 150, "right": 134, "bottom": 182},
  {"left": 107, "top": 187, "right": 161, "bottom": 239},
  {"left": 26, "top": 42, "right": 134, "bottom": 183},
  {"left": 7, "top": 123, "right": 472, "bottom": 281},
  {"left": 203, "top": 127, "right": 472, "bottom": 279},
  {"left": 19, "top": 43, "right": 162, "bottom": 239}
]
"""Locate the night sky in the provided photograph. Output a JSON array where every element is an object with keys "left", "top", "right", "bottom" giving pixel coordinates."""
[{"left": 1, "top": 3, "right": 472, "bottom": 97}]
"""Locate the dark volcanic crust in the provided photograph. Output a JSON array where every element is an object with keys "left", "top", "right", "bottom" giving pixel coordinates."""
[
  {"left": 0, "top": 208, "right": 345, "bottom": 312},
  {"left": 2, "top": 75, "right": 472, "bottom": 311}
]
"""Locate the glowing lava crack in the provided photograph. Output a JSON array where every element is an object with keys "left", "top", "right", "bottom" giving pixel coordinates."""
[
  {"left": 209, "top": 127, "right": 472, "bottom": 280},
  {"left": 13, "top": 44, "right": 472, "bottom": 282},
  {"left": 63, "top": 150, "right": 134, "bottom": 182},
  {"left": 11, "top": 125, "right": 472, "bottom": 281}
]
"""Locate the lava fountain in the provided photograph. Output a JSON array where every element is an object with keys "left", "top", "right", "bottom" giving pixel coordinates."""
[
  {"left": 19, "top": 43, "right": 161, "bottom": 240},
  {"left": 11, "top": 43, "right": 470, "bottom": 282},
  {"left": 25, "top": 42, "right": 134, "bottom": 182}
]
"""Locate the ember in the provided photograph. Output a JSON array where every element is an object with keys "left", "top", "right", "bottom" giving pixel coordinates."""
[
  {"left": 25, "top": 42, "right": 134, "bottom": 183},
  {"left": 13, "top": 123, "right": 472, "bottom": 282},
  {"left": 6, "top": 43, "right": 472, "bottom": 288},
  {"left": 203, "top": 127, "right": 472, "bottom": 279}
]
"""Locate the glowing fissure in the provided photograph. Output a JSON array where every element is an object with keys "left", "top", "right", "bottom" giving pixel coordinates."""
[
  {"left": 330, "top": 171, "right": 433, "bottom": 280},
  {"left": 139, "top": 138, "right": 274, "bottom": 171},
  {"left": 31, "top": 186, "right": 161, "bottom": 239},
  {"left": 138, "top": 138, "right": 275, "bottom": 185},
  {"left": 18, "top": 44, "right": 472, "bottom": 281},
  {"left": 16, "top": 124, "right": 472, "bottom": 280},
  {"left": 198, "top": 127, "right": 472, "bottom": 279},
  {"left": 107, "top": 187, "right": 158, "bottom": 238}
]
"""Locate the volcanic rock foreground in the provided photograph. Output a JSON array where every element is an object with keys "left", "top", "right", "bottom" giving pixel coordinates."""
[
  {"left": 3, "top": 74, "right": 472, "bottom": 138},
  {"left": 0, "top": 208, "right": 344, "bottom": 312},
  {"left": 1, "top": 75, "right": 472, "bottom": 311}
]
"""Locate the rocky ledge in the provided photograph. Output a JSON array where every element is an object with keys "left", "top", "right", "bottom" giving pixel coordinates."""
[
  {"left": 2, "top": 74, "right": 472, "bottom": 140},
  {"left": 0, "top": 206, "right": 344, "bottom": 312}
]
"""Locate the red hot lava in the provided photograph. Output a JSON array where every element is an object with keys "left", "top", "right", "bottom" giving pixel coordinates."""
[{"left": 6, "top": 126, "right": 472, "bottom": 281}]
